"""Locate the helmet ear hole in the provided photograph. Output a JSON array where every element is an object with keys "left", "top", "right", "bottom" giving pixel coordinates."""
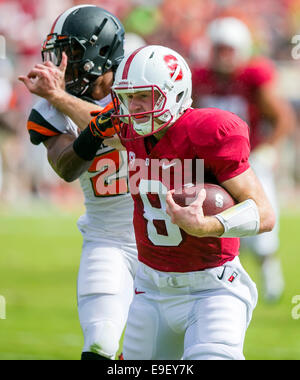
[
  {"left": 176, "top": 91, "right": 184, "bottom": 103},
  {"left": 99, "top": 45, "right": 110, "bottom": 57}
]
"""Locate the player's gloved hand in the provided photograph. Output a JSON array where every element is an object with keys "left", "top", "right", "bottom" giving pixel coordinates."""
[{"left": 89, "top": 108, "right": 119, "bottom": 138}]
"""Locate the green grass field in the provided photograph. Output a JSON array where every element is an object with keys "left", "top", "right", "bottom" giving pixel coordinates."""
[{"left": 0, "top": 205, "right": 300, "bottom": 360}]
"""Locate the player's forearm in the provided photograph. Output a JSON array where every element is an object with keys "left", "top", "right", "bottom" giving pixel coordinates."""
[
  {"left": 185, "top": 200, "right": 261, "bottom": 239},
  {"left": 47, "top": 90, "right": 102, "bottom": 130},
  {"left": 48, "top": 143, "right": 92, "bottom": 182},
  {"left": 221, "top": 169, "right": 276, "bottom": 234},
  {"left": 199, "top": 198, "right": 274, "bottom": 239},
  {"left": 44, "top": 133, "right": 94, "bottom": 182},
  {"left": 190, "top": 216, "right": 225, "bottom": 238},
  {"left": 255, "top": 200, "right": 276, "bottom": 234},
  {"left": 265, "top": 108, "right": 296, "bottom": 147},
  {"left": 266, "top": 114, "right": 296, "bottom": 147},
  {"left": 258, "top": 87, "right": 296, "bottom": 146}
]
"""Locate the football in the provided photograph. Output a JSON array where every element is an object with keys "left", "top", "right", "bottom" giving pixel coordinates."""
[{"left": 172, "top": 183, "right": 236, "bottom": 216}]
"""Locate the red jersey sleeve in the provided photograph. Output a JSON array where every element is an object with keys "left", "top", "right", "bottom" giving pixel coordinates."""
[
  {"left": 206, "top": 133, "right": 250, "bottom": 183},
  {"left": 188, "top": 108, "right": 250, "bottom": 183},
  {"left": 239, "top": 57, "right": 276, "bottom": 88}
]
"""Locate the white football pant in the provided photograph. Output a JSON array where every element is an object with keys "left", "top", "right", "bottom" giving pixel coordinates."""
[
  {"left": 77, "top": 237, "right": 138, "bottom": 359},
  {"left": 124, "top": 257, "right": 257, "bottom": 360}
]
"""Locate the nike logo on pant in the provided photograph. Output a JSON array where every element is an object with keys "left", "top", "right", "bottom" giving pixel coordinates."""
[{"left": 217, "top": 267, "right": 226, "bottom": 280}]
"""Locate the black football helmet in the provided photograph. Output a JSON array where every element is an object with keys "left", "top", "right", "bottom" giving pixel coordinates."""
[{"left": 42, "top": 5, "right": 125, "bottom": 96}]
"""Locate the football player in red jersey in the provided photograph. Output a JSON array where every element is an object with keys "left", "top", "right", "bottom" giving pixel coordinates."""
[
  {"left": 89, "top": 44, "right": 276, "bottom": 359},
  {"left": 18, "top": 5, "right": 139, "bottom": 360},
  {"left": 192, "top": 17, "right": 296, "bottom": 302}
]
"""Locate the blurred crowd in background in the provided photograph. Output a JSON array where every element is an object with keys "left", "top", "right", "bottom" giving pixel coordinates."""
[{"left": 0, "top": 0, "right": 300, "bottom": 211}]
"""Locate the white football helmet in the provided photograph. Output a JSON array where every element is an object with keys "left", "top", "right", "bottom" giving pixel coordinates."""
[
  {"left": 207, "top": 17, "right": 253, "bottom": 62},
  {"left": 111, "top": 45, "right": 192, "bottom": 139}
]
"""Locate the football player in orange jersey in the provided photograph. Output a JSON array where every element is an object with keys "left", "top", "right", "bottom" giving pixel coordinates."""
[{"left": 19, "top": 4, "right": 139, "bottom": 360}]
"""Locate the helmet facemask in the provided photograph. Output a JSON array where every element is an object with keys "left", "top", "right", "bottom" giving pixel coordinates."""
[
  {"left": 42, "top": 34, "right": 91, "bottom": 95},
  {"left": 111, "top": 85, "right": 175, "bottom": 141},
  {"left": 42, "top": 33, "right": 118, "bottom": 96}
]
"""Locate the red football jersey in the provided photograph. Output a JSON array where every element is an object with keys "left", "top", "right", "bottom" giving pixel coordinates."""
[
  {"left": 192, "top": 57, "right": 276, "bottom": 150},
  {"left": 123, "top": 107, "right": 250, "bottom": 272}
]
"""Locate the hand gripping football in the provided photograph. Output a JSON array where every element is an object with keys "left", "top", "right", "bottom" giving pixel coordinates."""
[{"left": 172, "top": 183, "right": 236, "bottom": 216}]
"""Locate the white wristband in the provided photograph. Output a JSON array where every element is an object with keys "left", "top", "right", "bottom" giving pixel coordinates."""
[{"left": 215, "top": 199, "right": 260, "bottom": 238}]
